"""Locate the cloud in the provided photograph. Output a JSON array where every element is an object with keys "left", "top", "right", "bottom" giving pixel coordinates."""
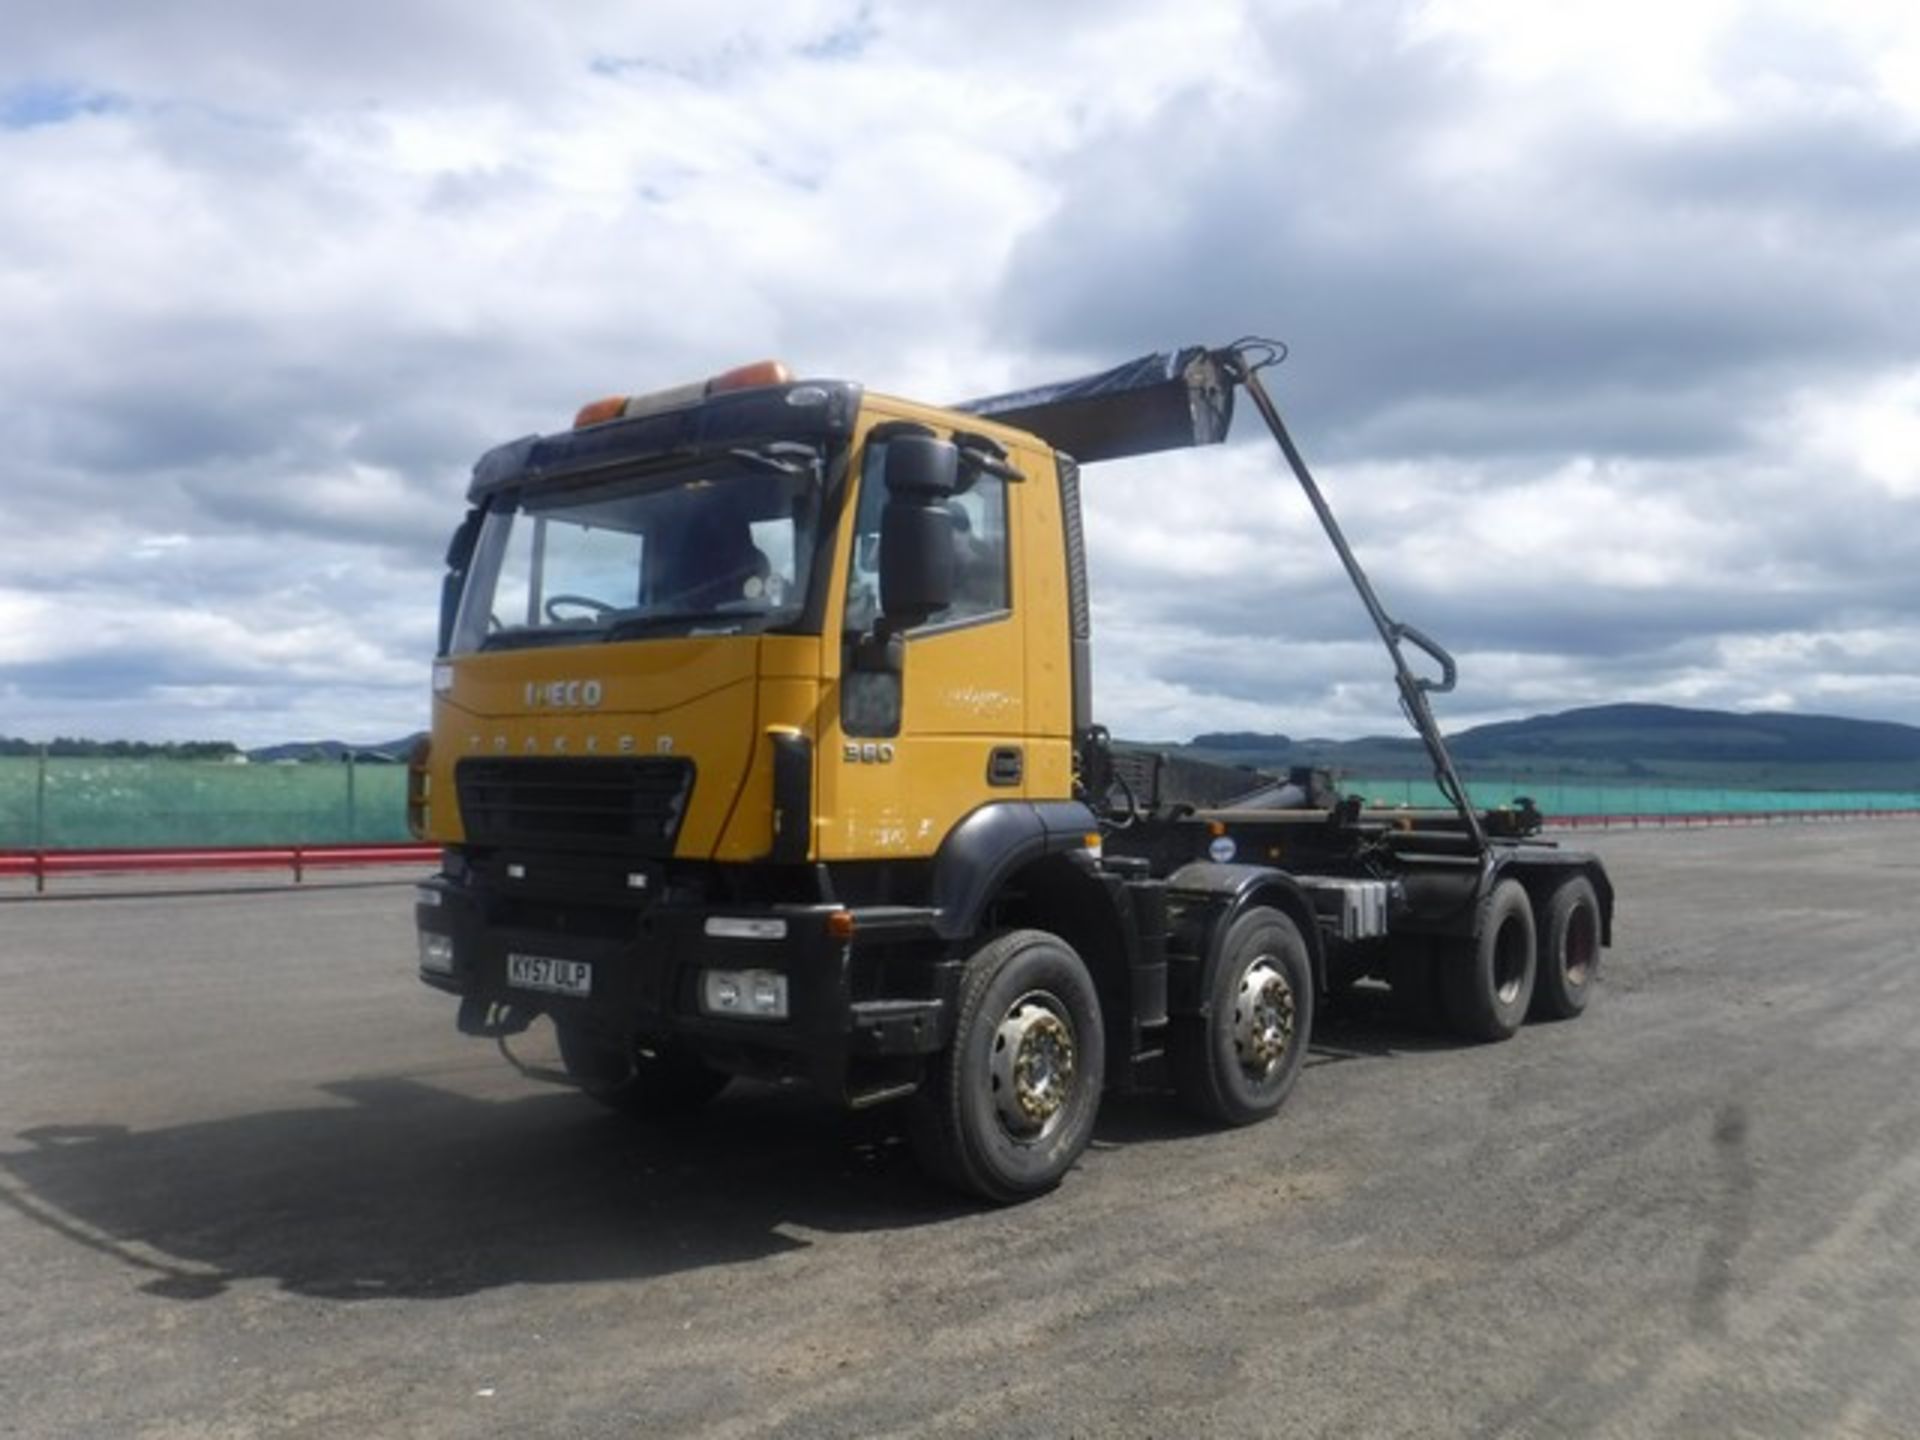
[{"left": 3, "top": 0, "right": 1919, "bottom": 747}]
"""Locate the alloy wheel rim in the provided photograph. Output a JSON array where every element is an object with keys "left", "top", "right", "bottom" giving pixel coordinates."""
[
  {"left": 990, "top": 993, "right": 1077, "bottom": 1140},
  {"left": 1233, "top": 957, "right": 1295, "bottom": 1081}
]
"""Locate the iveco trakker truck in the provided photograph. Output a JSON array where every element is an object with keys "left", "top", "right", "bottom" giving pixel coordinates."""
[{"left": 411, "top": 342, "right": 1613, "bottom": 1202}]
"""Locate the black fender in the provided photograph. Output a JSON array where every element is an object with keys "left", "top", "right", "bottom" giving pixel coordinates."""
[
  {"left": 929, "top": 800, "right": 1100, "bottom": 941},
  {"left": 1486, "top": 847, "right": 1616, "bottom": 947},
  {"left": 1162, "top": 862, "right": 1325, "bottom": 1014}
]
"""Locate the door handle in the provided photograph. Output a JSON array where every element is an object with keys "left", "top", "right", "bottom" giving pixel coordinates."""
[{"left": 987, "top": 746, "right": 1023, "bottom": 787}]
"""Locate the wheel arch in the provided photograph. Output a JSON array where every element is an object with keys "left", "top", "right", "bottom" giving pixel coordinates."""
[
  {"left": 1163, "top": 862, "right": 1326, "bottom": 1012},
  {"left": 1492, "top": 850, "right": 1615, "bottom": 947},
  {"left": 929, "top": 800, "right": 1101, "bottom": 942},
  {"left": 986, "top": 853, "right": 1137, "bottom": 1070}
]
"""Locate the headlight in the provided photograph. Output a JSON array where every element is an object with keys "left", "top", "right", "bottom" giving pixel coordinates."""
[{"left": 418, "top": 932, "right": 456, "bottom": 975}]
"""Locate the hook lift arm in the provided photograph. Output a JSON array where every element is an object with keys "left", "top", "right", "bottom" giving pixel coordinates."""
[{"left": 1216, "top": 340, "right": 1487, "bottom": 854}]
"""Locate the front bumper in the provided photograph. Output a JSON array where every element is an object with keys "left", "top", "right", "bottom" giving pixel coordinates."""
[{"left": 413, "top": 871, "right": 951, "bottom": 1100}]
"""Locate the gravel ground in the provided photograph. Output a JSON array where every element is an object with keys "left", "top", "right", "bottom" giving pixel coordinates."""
[{"left": 1, "top": 823, "right": 1916, "bottom": 1438}]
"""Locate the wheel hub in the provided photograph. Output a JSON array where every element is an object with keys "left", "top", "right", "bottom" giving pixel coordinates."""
[
  {"left": 991, "top": 997, "right": 1076, "bottom": 1137},
  {"left": 1233, "top": 958, "right": 1295, "bottom": 1079}
]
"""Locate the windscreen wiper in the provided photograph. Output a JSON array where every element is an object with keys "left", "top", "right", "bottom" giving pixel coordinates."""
[
  {"left": 479, "top": 627, "right": 592, "bottom": 652},
  {"left": 727, "top": 442, "right": 822, "bottom": 478},
  {"left": 602, "top": 611, "right": 753, "bottom": 641}
]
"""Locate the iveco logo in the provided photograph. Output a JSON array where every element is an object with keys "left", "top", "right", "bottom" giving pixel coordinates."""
[
  {"left": 525, "top": 679, "right": 603, "bottom": 708},
  {"left": 843, "top": 742, "right": 896, "bottom": 764}
]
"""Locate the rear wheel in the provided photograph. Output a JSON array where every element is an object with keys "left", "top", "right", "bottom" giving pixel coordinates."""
[
  {"left": 554, "top": 1023, "right": 730, "bottom": 1118},
  {"left": 1439, "top": 878, "right": 1537, "bottom": 1041},
  {"left": 910, "top": 929, "right": 1105, "bottom": 1204},
  {"left": 1530, "top": 875, "right": 1601, "bottom": 1020},
  {"left": 1171, "top": 907, "right": 1314, "bottom": 1126}
]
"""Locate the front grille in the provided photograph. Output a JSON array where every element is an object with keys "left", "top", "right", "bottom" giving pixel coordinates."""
[{"left": 456, "top": 757, "right": 695, "bottom": 855}]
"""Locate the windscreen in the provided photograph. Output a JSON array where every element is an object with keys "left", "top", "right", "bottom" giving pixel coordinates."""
[{"left": 449, "top": 452, "right": 822, "bottom": 653}]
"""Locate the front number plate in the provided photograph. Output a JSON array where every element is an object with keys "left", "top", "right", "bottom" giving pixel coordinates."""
[{"left": 506, "top": 953, "right": 593, "bottom": 998}]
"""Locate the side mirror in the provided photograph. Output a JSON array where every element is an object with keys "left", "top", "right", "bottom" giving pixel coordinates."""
[
  {"left": 438, "top": 507, "right": 483, "bottom": 655},
  {"left": 882, "top": 433, "right": 959, "bottom": 499},
  {"left": 445, "top": 507, "right": 483, "bottom": 570},
  {"left": 878, "top": 435, "right": 958, "bottom": 626},
  {"left": 879, "top": 498, "right": 954, "bottom": 623}
]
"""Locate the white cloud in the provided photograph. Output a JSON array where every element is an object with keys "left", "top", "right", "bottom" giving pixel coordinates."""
[{"left": 1789, "top": 368, "right": 1920, "bottom": 499}]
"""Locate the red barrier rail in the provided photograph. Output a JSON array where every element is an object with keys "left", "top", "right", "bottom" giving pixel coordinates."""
[
  {"left": 0, "top": 843, "right": 438, "bottom": 893},
  {"left": 1552, "top": 809, "right": 1920, "bottom": 830}
]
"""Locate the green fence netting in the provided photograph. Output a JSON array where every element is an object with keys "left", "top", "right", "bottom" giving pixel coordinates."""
[
  {"left": 1344, "top": 777, "right": 1920, "bottom": 816},
  {"left": 2, "top": 758, "right": 1916, "bottom": 850},
  {"left": 0, "top": 758, "right": 411, "bottom": 849}
]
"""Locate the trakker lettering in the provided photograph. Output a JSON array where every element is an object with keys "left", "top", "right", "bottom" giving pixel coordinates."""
[{"left": 474, "top": 733, "right": 638, "bottom": 754}]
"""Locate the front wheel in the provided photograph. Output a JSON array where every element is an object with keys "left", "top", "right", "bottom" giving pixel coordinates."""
[
  {"left": 1170, "top": 907, "right": 1315, "bottom": 1126},
  {"left": 910, "top": 930, "right": 1106, "bottom": 1204},
  {"left": 554, "top": 1023, "right": 730, "bottom": 1119}
]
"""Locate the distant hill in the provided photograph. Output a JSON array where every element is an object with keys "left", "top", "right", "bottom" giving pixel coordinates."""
[
  {"left": 1190, "top": 730, "right": 1294, "bottom": 751},
  {"left": 1169, "top": 705, "right": 1920, "bottom": 788},
  {"left": 1448, "top": 703, "right": 1920, "bottom": 765},
  {"left": 247, "top": 733, "right": 425, "bottom": 763}
]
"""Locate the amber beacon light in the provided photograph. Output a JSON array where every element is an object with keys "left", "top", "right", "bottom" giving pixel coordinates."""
[{"left": 572, "top": 359, "right": 794, "bottom": 429}]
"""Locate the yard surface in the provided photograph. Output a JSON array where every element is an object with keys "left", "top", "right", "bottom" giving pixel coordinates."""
[{"left": 2, "top": 824, "right": 1917, "bottom": 1437}]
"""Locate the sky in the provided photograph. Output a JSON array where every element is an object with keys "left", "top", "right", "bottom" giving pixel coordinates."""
[{"left": 3, "top": 0, "right": 1918, "bottom": 746}]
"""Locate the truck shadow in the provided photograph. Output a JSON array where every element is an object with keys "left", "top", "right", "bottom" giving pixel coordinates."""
[
  {"left": 1091, "top": 985, "right": 1461, "bottom": 1146},
  {"left": 0, "top": 1076, "right": 964, "bottom": 1304},
  {"left": 1, "top": 992, "right": 1465, "bottom": 1302},
  {"left": 1309, "top": 983, "right": 1461, "bottom": 1060}
]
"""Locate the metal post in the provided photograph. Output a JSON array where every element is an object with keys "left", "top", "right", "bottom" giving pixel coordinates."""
[
  {"left": 33, "top": 744, "right": 47, "bottom": 893},
  {"left": 345, "top": 752, "right": 357, "bottom": 843},
  {"left": 33, "top": 743, "right": 47, "bottom": 850}
]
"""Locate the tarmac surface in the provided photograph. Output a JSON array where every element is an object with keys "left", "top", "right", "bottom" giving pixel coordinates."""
[{"left": 2, "top": 823, "right": 1917, "bottom": 1438}]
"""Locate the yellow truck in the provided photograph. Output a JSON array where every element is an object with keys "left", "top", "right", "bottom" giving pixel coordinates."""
[{"left": 411, "top": 342, "right": 1613, "bottom": 1202}]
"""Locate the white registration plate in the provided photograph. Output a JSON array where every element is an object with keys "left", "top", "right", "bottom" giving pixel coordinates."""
[{"left": 506, "top": 953, "right": 593, "bottom": 998}]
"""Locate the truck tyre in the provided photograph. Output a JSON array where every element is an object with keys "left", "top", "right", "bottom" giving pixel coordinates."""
[
  {"left": 1530, "top": 875, "right": 1600, "bottom": 1021},
  {"left": 554, "top": 1023, "right": 730, "bottom": 1119},
  {"left": 1439, "top": 879, "right": 1537, "bottom": 1042},
  {"left": 910, "top": 929, "right": 1106, "bottom": 1205},
  {"left": 1170, "top": 907, "right": 1314, "bottom": 1126}
]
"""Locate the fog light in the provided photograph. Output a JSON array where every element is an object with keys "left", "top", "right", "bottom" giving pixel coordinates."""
[
  {"left": 700, "top": 968, "right": 788, "bottom": 1020},
  {"left": 418, "top": 932, "right": 455, "bottom": 975}
]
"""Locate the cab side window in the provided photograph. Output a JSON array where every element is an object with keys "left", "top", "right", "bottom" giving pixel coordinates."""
[{"left": 843, "top": 439, "right": 1010, "bottom": 635}]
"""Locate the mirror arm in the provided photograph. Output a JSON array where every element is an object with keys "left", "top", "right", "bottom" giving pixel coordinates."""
[
  {"left": 852, "top": 622, "right": 907, "bottom": 674},
  {"left": 952, "top": 430, "right": 1023, "bottom": 482}
]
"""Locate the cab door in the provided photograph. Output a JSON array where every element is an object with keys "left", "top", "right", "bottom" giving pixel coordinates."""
[{"left": 818, "top": 423, "right": 1027, "bottom": 861}]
